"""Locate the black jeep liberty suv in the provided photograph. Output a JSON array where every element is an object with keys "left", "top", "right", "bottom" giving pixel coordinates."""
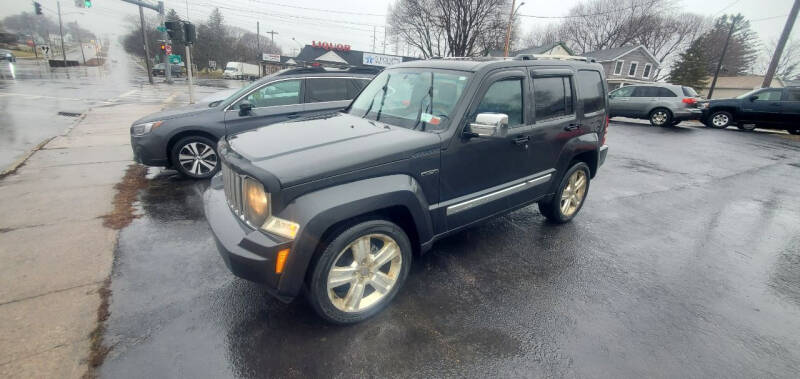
[{"left": 204, "top": 57, "right": 610, "bottom": 323}]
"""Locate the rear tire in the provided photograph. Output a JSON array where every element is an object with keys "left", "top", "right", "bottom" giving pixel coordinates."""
[
  {"left": 538, "top": 162, "right": 591, "bottom": 223},
  {"left": 649, "top": 108, "right": 672, "bottom": 127},
  {"left": 707, "top": 111, "right": 733, "bottom": 129},
  {"left": 307, "top": 219, "right": 412, "bottom": 324},
  {"left": 170, "top": 136, "right": 220, "bottom": 179}
]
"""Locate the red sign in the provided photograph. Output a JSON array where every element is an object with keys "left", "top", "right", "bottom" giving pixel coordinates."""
[
  {"left": 312, "top": 41, "right": 351, "bottom": 52},
  {"left": 165, "top": 44, "right": 172, "bottom": 55}
]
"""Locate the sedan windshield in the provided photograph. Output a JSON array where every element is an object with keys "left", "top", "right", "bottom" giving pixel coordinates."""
[{"left": 349, "top": 69, "right": 471, "bottom": 132}]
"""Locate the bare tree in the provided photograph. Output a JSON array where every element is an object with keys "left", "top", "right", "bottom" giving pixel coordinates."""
[
  {"left": 634, "top": 12, "right": 708, "bottom": 79},
  {"left": 388, "top": 0, "right": 515, "bottom": 57},
  {"left": 756, "top": 39, "right": 800, "bottom": 80},
  {"left": 522, "top": 23, "right": 562, "bottom": 49}
]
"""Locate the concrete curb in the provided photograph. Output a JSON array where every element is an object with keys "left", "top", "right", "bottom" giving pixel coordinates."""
[{"left": 0, "top": 112, "right": 88, "bottom": 179}]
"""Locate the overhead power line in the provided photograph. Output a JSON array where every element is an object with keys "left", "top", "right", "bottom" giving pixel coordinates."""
[{"left": 517, "top": 0, "right": 662, "bottom": 19}]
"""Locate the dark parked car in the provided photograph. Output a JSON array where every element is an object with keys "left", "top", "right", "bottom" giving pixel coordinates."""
[
  {"left": 205, "top": 56, "right": 610, "bottom": 323},
  {"left": 130, "top": 67, "right": 374, "bottom": 178},
  {"left": 608, "top": 83, "right": 702, "bottom": 126},
  {"left": 151, "top": 63, "right": 184, "bottom": 77},
  {"left": 701, "top": 87, "right": 800, "bottom": 134},
  {"left": 1, "top": 49, "right": 16, "bottom": 62}
]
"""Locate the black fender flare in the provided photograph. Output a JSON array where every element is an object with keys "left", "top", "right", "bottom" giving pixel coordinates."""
[
  {"left": 275, "top": 174, "right": 433, "bottom": 297},
  {"left": 548, "top": 133, "right": 600, "bottom": 192}
]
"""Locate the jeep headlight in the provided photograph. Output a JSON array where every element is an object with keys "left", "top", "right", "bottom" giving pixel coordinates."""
[
  {"left": 131, "top": 120, "right": 163, "bottom": 136},
  {"left": 243, "top": 177, "right": 269, "bottom": 227},
  {"left": 242, "top": 177, "right": 299, "bottom": 239}
]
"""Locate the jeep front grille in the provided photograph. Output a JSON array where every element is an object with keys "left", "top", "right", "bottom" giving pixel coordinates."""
[{"left": 222, "top": 163, "right": 244, "bottom": 217}]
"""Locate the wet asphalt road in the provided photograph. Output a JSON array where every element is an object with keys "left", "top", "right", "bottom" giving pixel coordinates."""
[{"left": 100, "top": 122, "right": 800, "bottom": 378}]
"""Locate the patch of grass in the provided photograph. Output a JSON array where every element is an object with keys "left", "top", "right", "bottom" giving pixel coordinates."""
[{"left": 100, "top": 164, "right": 148, "bottom": 229}]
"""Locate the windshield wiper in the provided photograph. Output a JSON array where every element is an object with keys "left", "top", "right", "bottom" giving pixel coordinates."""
[
  {"left": 412, "top": 74, "right": 435, "bottom": 131},
  {"left": 361, "top": 74, "right": 390, "bottom": 119},
  {"left": 375, "top": 74, "right": 391, "bottom": 122}
]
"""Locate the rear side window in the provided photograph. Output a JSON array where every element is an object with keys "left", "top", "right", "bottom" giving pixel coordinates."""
[
  {"left": 682, "top": 86, "right": 698, "bottom": 97},
  {"left": 306, "top": 78, "right": 349, "bottom": 103},
  {"left": 346, "top": 79, "right": 370, "bottom": 98},
  {"left": 476, "top": 79, "right": 524, "bottom": 126},
  {"left": 655, "top": 87, "right": 677, "bottom": 97},
  {"left": 577, "top": 70, "right": 604, "bottom": 113},
  {"left": 533, "top": 76, "right": 573, "bottom": 121},
  {"left": 786, "top": 89, "right": 800, "bottom": 101}
]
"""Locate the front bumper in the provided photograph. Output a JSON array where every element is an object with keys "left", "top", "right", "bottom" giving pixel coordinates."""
[
  {"left": 204, "top": 174, "right": 295, "bottom": 302},
  {"left": 673, "top": 108, "right": 703, "bottom": 121},
  {"left": 130, "top": 134, "right": 168, "bottom": 167}
]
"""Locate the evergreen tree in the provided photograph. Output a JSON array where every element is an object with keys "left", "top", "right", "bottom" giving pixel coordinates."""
[
  {"left": 669, "top": 39, "right": 708, "bottom": 89},
  {"left": 698, "top": 14, "right": 759, "bottom": 76}
]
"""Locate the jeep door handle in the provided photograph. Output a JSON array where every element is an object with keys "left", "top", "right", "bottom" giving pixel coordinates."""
[
  {"left": 564, "top": 124, "right": 581, "bottom": 131},
  {"left": 512, "top": 135, "right": 529, "bottom": 145}
]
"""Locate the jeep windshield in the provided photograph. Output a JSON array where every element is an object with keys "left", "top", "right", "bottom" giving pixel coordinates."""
[{"left": 349, "top": 69, "right": 471, "bottom": 132}]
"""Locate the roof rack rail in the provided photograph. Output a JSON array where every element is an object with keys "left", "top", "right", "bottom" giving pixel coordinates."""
[{"left": 428, "top": 54, "right": 595, "bottom": 63}]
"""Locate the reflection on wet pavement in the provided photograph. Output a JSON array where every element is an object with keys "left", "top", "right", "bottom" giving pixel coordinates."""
[{"left": 101, "top": 122, "right": 800, "bottom": 378}]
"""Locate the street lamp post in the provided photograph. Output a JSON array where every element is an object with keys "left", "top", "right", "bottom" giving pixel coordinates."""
[{"left": 503, "top": 1, "right": 525, "bottom": 57}]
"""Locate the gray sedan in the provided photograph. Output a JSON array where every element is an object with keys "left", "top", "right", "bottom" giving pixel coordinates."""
[
  {"left": 609, "top": 83, "right": 702, "bottom": 126},
  {"left": 130, "top": 68, "right": 374, "bottom": 178}
]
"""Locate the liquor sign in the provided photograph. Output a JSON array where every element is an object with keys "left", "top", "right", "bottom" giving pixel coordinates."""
[
  {"left": 312, "top": 40, "right": 351, "bottom": 52},
  {"left": 262, "top": 53, "right": 280, "bottom": 62},
  {"left": 363, "top": 52, "right": 403, "bottom": 67}
]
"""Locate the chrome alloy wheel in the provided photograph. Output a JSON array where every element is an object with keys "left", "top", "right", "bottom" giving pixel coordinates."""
[
  {"left": 327, "top": 233, "right": 402, "bottom": 313},
  {"left": 178, "top": 142, "right": 217, "bottom": 176},
  {"left": 712, "top": 113, "right": 730, "bottom": 127},
  {"left": 560, "top": 170, "right": 587, "bottom": 217},
  {"left": 651, "top": 110, "right": 668, "bottom": 125}
]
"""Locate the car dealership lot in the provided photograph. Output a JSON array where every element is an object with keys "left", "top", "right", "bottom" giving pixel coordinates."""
[{"left": 100, "top": 120, "right": 800, "bottom": 378}]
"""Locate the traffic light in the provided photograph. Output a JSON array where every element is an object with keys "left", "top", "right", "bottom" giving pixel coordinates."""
[
  {"left": 84, "top": 0, "right": 92, "bottom": 7},
  {"left": 183, "top": 22, "right": 196, "bottom": 45},
  {"left": 159, "top": 42, "right": 166, "bottom": 52},
  {"left": 34, "top": 2, "right": 42, "bottom": 15},
  {"left": 164, "top": 21, "right": 183, "bottom": 41}
]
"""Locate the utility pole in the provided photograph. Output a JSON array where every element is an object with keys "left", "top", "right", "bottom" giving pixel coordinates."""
[
  {"left": 186, "top": 44, "right": 195, "bottom": 103},
  {"left": 139, "top": 5, "right": 154, "bottom": 84},
  {"left": 762, "top": 0, "right": 800, "bottom": 88},
  {"left": 31, "top": 32, "right": 39, "bottom": 59},
  {"left": 265, "top": 30, "right": 278, "bottom": 44},
  {"left": 707, "top": 16, "right": 737, "bottom": 99},
  {"left": 57, "top": 1, "right": 67, "bottom": 67},
  {"left": 504, "top": 0, "right": 517, "bottom": 57},
  {"left": 75, "top": 25, "right": 86, "bottom": 65}
]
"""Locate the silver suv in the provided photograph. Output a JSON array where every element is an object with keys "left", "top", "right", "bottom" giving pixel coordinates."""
[{"left": 608, "top": 83, "right": 702, "bottom": 126}]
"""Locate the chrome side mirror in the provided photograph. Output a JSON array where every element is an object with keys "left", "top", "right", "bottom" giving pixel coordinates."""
[{"left": 466, "top": 113, "right": 509, "bottom": 139}]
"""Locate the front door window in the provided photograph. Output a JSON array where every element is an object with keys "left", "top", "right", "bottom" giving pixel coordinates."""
[{"left": 238, "top": 80, "right": 301, "bottom": 108}]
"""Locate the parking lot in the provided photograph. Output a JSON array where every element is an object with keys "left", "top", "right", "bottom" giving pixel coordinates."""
[{"left": 99, "top": 121, "right": 800, "bottom": 378}]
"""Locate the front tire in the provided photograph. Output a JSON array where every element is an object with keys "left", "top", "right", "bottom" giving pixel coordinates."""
[
  {"left": 170, "top": 136, "right": 220, "bottom": 179},
  {"left": 649, "top": 108, "right": 672, "bottom": 127},
  {"left": 308, "top": 220, "right": 412, "bottom": 324},
  {"left": 707, "top": 111, "right": 733, "bottom": 129},
  {"left": 538, "top": 162, "right": 591, "bottom": 223}
]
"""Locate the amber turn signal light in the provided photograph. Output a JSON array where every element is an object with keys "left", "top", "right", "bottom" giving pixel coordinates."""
[{"left": 275, "top": 249, "right": 290, "bottom": 274}]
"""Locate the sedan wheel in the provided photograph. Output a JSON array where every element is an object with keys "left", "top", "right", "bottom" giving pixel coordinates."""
[{"left": 170, "top": 136, "right": 219, "bottom": 179}]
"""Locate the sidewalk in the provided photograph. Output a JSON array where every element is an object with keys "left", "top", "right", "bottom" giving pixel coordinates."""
[{"left": 0, "top": 102, "right": 164, "bottom": 378}]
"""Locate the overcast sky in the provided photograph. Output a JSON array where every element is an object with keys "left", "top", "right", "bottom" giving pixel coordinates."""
[{"left": 2, "top": 0, "right": 796, "bottom": 57}]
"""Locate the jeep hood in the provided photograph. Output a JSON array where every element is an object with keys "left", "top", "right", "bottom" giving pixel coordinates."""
[
  {"left": 227, "top": 112, "right": 441, "bottom": 187},
  {"left": 132, "top": 102, "right": 216, "bottom": 124}
]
